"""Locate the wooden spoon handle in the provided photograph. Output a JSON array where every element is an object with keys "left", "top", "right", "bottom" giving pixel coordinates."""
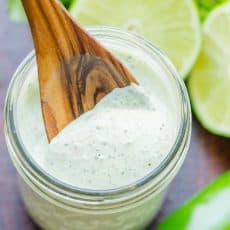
[
  {"left": 22, "top": 0, "right": 81, "bottom": 59},
  {"left": 22, "top": 0, "right": 138, "bottom": 141}
]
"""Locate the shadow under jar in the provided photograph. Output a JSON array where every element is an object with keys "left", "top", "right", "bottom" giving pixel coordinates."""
[{"left": 4, "top": 27, "right": 191, "bottom": 230}]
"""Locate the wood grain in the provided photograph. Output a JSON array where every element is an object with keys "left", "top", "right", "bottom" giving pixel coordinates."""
[
  {"left": 0, "top": 0, "right": 229, "bottom": 229},
  {"left": 21, "top": 0, "right": 138, "bottom": 142}
]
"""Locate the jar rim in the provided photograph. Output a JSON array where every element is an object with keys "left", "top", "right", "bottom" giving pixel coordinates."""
[{"left": 4, "top": 26, "right": 191, "bottom": 200}]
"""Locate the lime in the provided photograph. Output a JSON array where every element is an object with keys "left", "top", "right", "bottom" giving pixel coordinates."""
[
  {"left": 188, "top": 2, "right": 230, "bottom": 137},
  {"left": 157, "top": 171, "right": 230, "bottom": 230},
  {"left": 70, "top": 0, "right": 201, "bottom": 79}
]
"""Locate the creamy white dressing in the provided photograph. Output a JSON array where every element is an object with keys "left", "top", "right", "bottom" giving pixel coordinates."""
[{"left": 17, "top": 52, "right": 178, "bottom": 190}]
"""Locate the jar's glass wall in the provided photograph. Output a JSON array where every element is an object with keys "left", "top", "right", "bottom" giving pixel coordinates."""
[{"left": 19, "top": 177, "right": 166, "bottom": 230}]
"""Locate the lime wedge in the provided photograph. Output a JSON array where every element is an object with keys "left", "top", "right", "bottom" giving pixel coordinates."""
[
  {"left": 70, "top": 0, "right": 201, "bottom": 79},
  {"left": 157, "top": 171, "right": 230, "bottom": 230},
  {"left": 188, "top": 2, "right": 230, "bottom": 137}
]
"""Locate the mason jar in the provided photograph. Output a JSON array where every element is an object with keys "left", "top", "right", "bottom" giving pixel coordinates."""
[{"left": 4, "top": 27, "right": 191, "bottom": 230}]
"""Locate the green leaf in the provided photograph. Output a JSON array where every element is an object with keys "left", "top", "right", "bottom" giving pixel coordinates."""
[
  {"left": 61, "top": 0, "right": 73, "bottom": 8},
  {"left": 195, "top": 0, "right": 229, "bottom": 21},
  {"left": 157, "top": 171, "right": 230, "bottom": 230},
  {"left": 7, "top": 0, "right": 73, "bottom": 23},
  {"left": 7, "top": 0, "right": 26, "bottom": 22}
]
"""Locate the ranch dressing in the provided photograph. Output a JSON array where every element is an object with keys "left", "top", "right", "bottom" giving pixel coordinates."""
[{"left": 17, "top": 51, "right": 177, "bottom": 190}]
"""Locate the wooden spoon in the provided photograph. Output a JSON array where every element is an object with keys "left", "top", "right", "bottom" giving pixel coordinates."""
[{"left": 21, "top": 0, "right": 138, "bottom": 142}]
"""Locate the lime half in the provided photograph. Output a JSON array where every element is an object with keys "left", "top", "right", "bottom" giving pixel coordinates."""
[
  {"left": 70, "top": 0, "right": 201, "bottom": 79},
  {"left": 189, "top": 2, "right": 230, "bottom": 137}
]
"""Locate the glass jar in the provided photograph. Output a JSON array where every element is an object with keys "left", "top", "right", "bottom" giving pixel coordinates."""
[{"left": 4, "top": 27, "right": 191, "bottom": 230}]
